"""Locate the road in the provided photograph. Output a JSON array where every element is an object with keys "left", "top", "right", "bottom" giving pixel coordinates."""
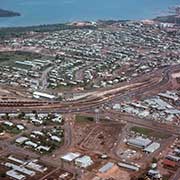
[
  {"left": 0, "top": 64, "right": 179, "bottom": 179},
  {"left": 39, "top": 66, "right": 53, "bottom": 90},
  {"left": 0, "top": 65, "right": 171, "bottom": 113}
]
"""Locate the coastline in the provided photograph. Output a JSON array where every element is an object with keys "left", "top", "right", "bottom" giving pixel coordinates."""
[
  {"left": 0, "top": 0, "right": 178, "bottom": 28},
  {"left": 0, "top": 13, "right": 178, "bottom": 29},
  {"left": 0, "top": 16, "right": 174, "bottom": 40}
]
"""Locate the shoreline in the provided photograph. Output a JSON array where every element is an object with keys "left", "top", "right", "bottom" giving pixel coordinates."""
[
  {"left": 0, "top": 20, "right": 129, "bottom": 30},
  {"left": 0, "top": 18, "right": 134, "bottom": 29},
  {"left": 0, "top": 13, "right": 178, "bottom": 31}
]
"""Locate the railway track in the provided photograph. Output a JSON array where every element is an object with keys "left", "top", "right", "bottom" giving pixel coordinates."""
[{"left": 0, "top": 65, "right": 176, "bottom": 113}]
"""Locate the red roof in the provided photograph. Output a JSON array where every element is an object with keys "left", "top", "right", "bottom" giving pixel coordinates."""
[{"left": 163, "top": 159, "right": 176, "bottom": 167}]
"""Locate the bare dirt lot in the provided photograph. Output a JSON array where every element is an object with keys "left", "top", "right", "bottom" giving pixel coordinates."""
[
  {"left": 41, "top": 169, "right": 73, "bottom": 180},
  {"left": 81, "top": 124, "right": 122, "bottom": 152},
  {"left": 73, "top": 122, "right": 123, "bottom": 154}
]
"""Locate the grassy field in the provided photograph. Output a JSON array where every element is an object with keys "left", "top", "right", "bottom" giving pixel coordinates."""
[
  {"left": 0, "top": 51, "right": 42, "bottom": 66},
  {"left": 75, "top": 115, "right": 94, "bottom": 123},
  {"left": 130, "top": 126, "right": 170, "bottom": 139}
]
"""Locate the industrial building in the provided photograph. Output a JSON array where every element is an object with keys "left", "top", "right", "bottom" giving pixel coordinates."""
[
  {"left": 27, "top": 161, "right": 47, "bottom": 173},
  {"left": 33, "top": 91, "right": 56, "bottom": 100},
  {"left": 5, "top": 162, "right": 36, "bottom": 176},
  {"left": 6, "top": 170, "right": 26, "bottom": 180},
  {"left": 61, "top": 152, "right": 81, "bottom": 162},
  {"left": 99, "top": 162, "right": 114, "bottom": 173},
  {"left": 127, "top": 136, "right": 152, "bottom": 149},
  {"left": 118, "top": 162, "right": 139, "bottom": 171},
  {"left": 4, "top": 155, "right": 47, "bottom": 180},
  {"left": 75, "top": 155, "right": 93, "bottom": 168},
  {"left": 144, "top": 142, "right": 160, "bottom": 153}
]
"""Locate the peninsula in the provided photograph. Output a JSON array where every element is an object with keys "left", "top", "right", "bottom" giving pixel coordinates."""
[{"left": 0, "top": 9, "right": 20, "bottom": 17}]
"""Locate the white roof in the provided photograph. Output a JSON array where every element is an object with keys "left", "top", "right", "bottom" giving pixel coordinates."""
[
  {"left": 118, "top": 162, "right": 139, "bottom": 171},
  {"left": 167, "top": 154, "right": 180, "bottom": 161},
  {"left": 25, "top": 141, "right": 38, "bottom": 148},
  {"left": 36, "top": 145, "right": 50, "bottom": 152},
  {"left": 33, "top": 91, "right": 55, "bottom": 99},
  {"left": 99, "top": 162, "right": 114, "bottom": 173},
  {"left": 51, "top": 136, "right": 61, "bottom": 142},
  {"left": 113, "top": 104, "right": 121, "bottom": 110},
  {"left": 8, "top": 156, "right": 25, "bottom": 165},
  {"left": 27, "top": 162, "right": 47, "bottom": 172},
  {"left": 31, "top": 118, "right": 43, "bottom": 124},
  {"left": 148, "top": 169, "right": 159, "bottom": 175},
  {"left": 61, "top": 152, "right": 81, "bottom": 162},
  {"left": 32, "top": 131, "right": 44, "bottom": 136},
  {"left": 159, "top": 91, "right": 179, "bottom": 101},
  {"left": 16, "top": 137, "right": 28, "bottom": 144},
  {"left": 165, "top": 109, "right": 180, "bottom": 114},
  {"left": 144, "top": 97, "right": 173, "bottom": 110},
  {"left": 5, "top": 162, "right": 36, "bottom": 176},
  {"left": 16, "top": 125, "right": 25, "bottom": 130},
  {"left": 6, "top": 170, "right": 25, "bottom": 180},
  {"left": 127, "top": 137, "right": 152, "bottom": 148},
  {"left": 148, "top": 169, "right": 162, "bottom": 178},
  {"left": 4, "top": 121, "right": 13, "bottom": 126},
  {"left": 75, "top": 155, "right": 93, "bottom": 168},
  {"left": 139, "top": 110, "right": 149, "bottom": 117},
  {"left": 174, "top": 148, "right": 180, "bottom": 154},
  {"left": 144, "top": 142, "right": 160, "bottom": 153}
]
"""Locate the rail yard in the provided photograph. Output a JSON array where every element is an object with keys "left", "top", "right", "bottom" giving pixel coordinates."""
[{"left": 0, "top": 19, "right": 180, "bottom": 180}]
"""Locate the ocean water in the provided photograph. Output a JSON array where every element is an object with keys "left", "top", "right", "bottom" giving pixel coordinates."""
[{"left": 0, "top": 0, "right": 179, "bottom": 27}]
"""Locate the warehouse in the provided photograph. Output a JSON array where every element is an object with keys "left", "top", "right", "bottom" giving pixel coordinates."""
[
  {"left": 5, "top": 162, "right": 36, "bottom": 176},
  {"left": 75, "top": 155, "right": 93, "bottom": 168},
  {"left": 8, "top": 156, "right": 25, "bottom": 165},
  {"left": 144, "top": 142, "right": 160, "bottom": 153},
  {"left": 61, "top": 152, "right": 81, "bottom": 162},
  {"left": 99, "top": 162, "right": 114, "bottom": 173},
  {"left": 27, "top": 161, "right": 47, "bottom": 173},
  {"left": 6, "top": 170, "right": 26, "bottom": 180},
  {"left": 118, "top": 162, "right": 139, "bottom": 171},
  {"left": 127, "top": 136, "right": 152, "bottom": 149},
  {"left": 33, "top": 91, "right": 56, "bottom": 100}
]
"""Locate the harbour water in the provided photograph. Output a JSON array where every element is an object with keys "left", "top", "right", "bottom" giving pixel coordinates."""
[{"left": 0, "top": 0, "right": 179, "bottom": 27}]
